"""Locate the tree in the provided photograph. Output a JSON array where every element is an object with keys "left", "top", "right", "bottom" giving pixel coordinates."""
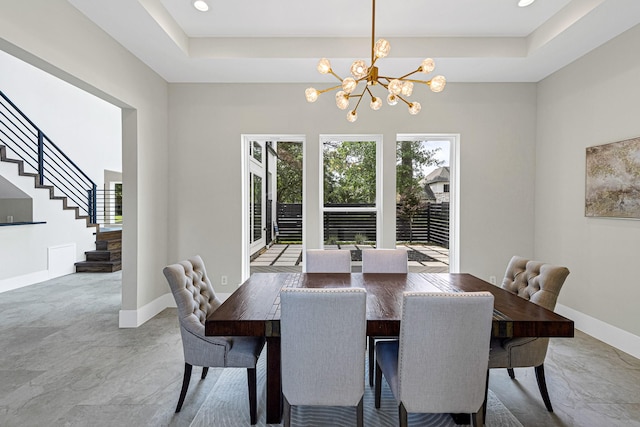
[
  {"left": 397, "top": 184, "right": 426, "bottom": 242},
  {"left": 396, "top": 141, "right": 443, "bottom": 242},
  {"left": 396, "top": 140, "right": 443, "bottom": 198},
  {"left": 276, "top": 142, "right": 303, "bottom": 203},
  {"left": 323, "top": 140, "right": 377, "bottom": 205}
]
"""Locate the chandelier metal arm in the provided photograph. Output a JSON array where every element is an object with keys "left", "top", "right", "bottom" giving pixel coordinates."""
[
  {"left": 404, "top": 78, "right": 434, "bottom": 86},
  {"left": 317, "top": 84, "right": 343, "bottom": 95},
  {"left": 328, "top": 69, "right": 344, "bottom": 82},
  {"left": 396, "top": 94, "right": 412, "bottom": 107},
  {"left": 353, "top": 85, "right": 368, "bottom": 112},
  {"left": 396, "top": 67, "right": 423, "bottom": 80},
  {"left": 304, "top": 0, "right": 446, "bottom": 122},
  {"left": 371, "top": 0, "right": 376, "bottom": 63}
]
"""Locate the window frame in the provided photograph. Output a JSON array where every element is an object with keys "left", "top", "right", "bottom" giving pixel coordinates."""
[{"left": 319, "top": 134, "right": 383, "bottom": 247}]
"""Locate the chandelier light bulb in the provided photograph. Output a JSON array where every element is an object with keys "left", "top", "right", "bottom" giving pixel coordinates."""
[
  {"left": 305, "top": 88, "right": 319, "bottom": 103},
  {"left": 374, "top": 39, "right": 391, "bottom": 58},
  {"left": 317, "top": 58, "right": 332, "bottom": 74},
  {"left": 350, "top": 60, "right": 369, "bottom": 79},
  {"left": 370, "top": 96, "right": 382, "bottom": 110},
  {"left": 401, "top": 81, "right": 414, "bottom": 96},
  {"left": 429, "top": 75, "right": 446, "bottom": 93},
  {"left": 304, "top": 0, "right": 446, "bottom": 123},
  {"left": 388, "top": 79, "right": 403, "bottom": 95},
  {"left": 335, "top": 91, "right": 350, "bottom": 110},
  {"left": 420, "top": 58, "right": 435, "bottom": 74},
  {"left": 342, "top": 77, "right": 358, "bottom": 94}
]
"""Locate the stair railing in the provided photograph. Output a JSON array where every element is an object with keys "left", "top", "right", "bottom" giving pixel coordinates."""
[{"left": 0, "top": 90, "right": 97, "bottom": 223}]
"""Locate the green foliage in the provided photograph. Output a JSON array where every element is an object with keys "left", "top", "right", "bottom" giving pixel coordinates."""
[
  {"left": 325, "top": 235, "right": 338, "bottom": 245},
  {"left": 396, "top": 140, "right": 443, "bottom": 197},
  {"left": 276, "top": 142, "right": 303, "bottom": 203},
  {"left": 354, "top": 233, "right": 367, "bottom": 244},
  {"left": 323, "top": 140, "right": 377, "bottom": 204}
]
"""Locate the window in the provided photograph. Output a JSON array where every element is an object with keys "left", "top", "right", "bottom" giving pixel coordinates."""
[{"left": 320, "top": 135, "right": 381, "bottom": 246}]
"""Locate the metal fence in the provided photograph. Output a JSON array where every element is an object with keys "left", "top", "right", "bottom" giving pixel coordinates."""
[{"left": 275, "top": 202, "right": 449, "bottom": 247}]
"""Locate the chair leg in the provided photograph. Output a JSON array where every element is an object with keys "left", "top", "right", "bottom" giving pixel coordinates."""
[
  {"left": 283, "top": 395, "right": 291, "bottom": 427},
  {"left": 374, "top": 361, "right": 383, "bottom": 409},
  {"left": 535, "top": 364, "right": 554, "bottom": 412},
  {"left": 356, "top": 396, "right": 364, "bottom": 427},
  {"left": 201, "top": 367, "right": 209, "bottom": 379},
  {"left": 247, "top": 367, "right": 258, "bottom": 424},
  {"left": 471, "top": 410, "right": 483, "bottom": 427},
  {"left": 175, "top": 363, "right": 192, "bottom": 413},
  {"left": 399, "top": 402, "right": 408, "bottom": 427},
  {"left": 368, "top": 336, "right": 375, "bottom": 387},
  {"left": 507, "top": 368, "right": 515, "bottom": 379},
  {"left": 482, "top": 369, "right": 489, "bottom": 424}
]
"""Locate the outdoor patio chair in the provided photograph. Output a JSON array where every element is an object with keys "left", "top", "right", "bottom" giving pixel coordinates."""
[{"left": 163, "top": 255, "right": 265, "bottom": 424}]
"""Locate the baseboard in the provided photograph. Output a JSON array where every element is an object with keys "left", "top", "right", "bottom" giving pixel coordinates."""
[
  {"left": 0, "top": 270, "right": 49, "bottom": 293},
  {"left": 556, "top": 303, "right": 640, "bottom": 359},
  {"left": 118, "top": 292, "right": 176, "bottom": 328}
]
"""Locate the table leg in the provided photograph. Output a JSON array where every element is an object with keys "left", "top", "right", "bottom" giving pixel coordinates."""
[{"left": 265, "top": 336, "right": 282, "bottom": 424}]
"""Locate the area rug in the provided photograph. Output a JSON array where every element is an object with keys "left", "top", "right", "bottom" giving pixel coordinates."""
[{"left": 190, "top": 354, "right": 523, "bottom": 426}]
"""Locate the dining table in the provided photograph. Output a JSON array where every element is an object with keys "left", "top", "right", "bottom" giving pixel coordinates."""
[{"left": 205, "top": 272, "right": 574, "bottom": 424}]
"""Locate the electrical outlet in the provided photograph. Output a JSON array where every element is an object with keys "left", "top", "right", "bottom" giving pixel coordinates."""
[
  {"left": 489, "top": 276, "right": 497, "bottom": 285},
  {"left": 221, "top": 275, "right": 228, "bottom": 285}
]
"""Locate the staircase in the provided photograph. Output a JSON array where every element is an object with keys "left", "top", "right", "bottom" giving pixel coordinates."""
[
  {"left": 1, "top": 90, "right": 123, "bottom": 273},
  {"left": 75, "top": 229, "right": 122, "bottom": 272},
  {"left": 0, "top": 144, "right": 98, "bottom": 228}
]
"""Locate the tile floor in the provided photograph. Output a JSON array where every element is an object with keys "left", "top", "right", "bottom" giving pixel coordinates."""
[{"left": 1, "top": 271, "right": 639, "bottom": 426}]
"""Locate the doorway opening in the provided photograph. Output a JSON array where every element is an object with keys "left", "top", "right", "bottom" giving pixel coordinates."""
[
  {"left": 396, "top": 134, "right": 458, "bottom": 272},
  {"left": 242, "top": 135, "right": 305, "bottom": 278}
]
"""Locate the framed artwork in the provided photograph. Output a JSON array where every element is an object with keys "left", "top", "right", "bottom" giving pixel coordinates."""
[{"left": 585, "top": 136, "right": 640, "bottom": 219}]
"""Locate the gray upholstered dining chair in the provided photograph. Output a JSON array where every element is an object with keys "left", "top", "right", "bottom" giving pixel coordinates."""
[
  {"left": 362, "top": 248, "right": 409, "bottom": 386},
  {"left": 163, "top": 255, "right": 265, "bottom": 424},
  {"left": 280, "top": 287, "right": 367, "bottom": 427},
  {"left": 361, "top": 248, "right": 409, "bottom": 274},
  {"left": 486, "top": 256, "right": 570, "bottom": 414},
  {"left": 375, "top": 292, "right": 495, "bottom": 427},
  {"left": 305, "top": 249, "right": 351, "bottom": 273}
]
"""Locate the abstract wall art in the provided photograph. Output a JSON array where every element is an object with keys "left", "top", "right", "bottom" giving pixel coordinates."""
[{"left": 585, "top": 136, "right": 640, "bottom": 219}]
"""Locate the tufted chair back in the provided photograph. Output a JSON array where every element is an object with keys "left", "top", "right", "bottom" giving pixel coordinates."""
[
  {"left": 163, "top": 255, "right": 265, "bottom": 421},
  {"left": 488, "top": 255, "right": 571, "bottom": 413},
  {"left": 163, "top": 255, "right": 229, "bottom": 367},
  {"left": 501, "top": 256, "right": 570, "bottom": 311}
]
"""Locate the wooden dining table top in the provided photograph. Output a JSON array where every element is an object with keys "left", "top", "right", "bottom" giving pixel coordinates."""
[{"left": 205, "top": 272, "right": 574, "bottom": 339}]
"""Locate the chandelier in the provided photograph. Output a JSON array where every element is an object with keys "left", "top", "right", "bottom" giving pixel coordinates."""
[{"left": 304, "top": 0, "right": 446, "bottom": 122}]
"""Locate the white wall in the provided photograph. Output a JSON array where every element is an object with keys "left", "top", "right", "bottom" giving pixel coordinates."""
[
  {"left": 536, "top": 24, "right": 640, "bottom": 354},
  {"left": 0, "top": 158, "right": 95, "bottom": 290},
  {"left": 0, "top": 42, "right": 123, "bottom": 289},
  {"left": 0, "top": 50, "right": 121, "bottom": 187},
  {"left": 168, "top": 82, "right": 537, "bottom": 292},
  {"left": 0, "top": 0, "right": 169, "bottom": 326}
]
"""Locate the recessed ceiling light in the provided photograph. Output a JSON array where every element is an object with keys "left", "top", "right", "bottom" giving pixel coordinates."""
[
  {"left": 518, "top": 0, "right": 536, "bottom": 6},
  {"left": 192, "top": 0, "right": 209, "bottom": 12}
]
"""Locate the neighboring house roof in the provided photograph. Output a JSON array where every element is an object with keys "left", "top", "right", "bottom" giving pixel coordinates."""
[
  {"left": 424, "top": 166, "right": 450, "bottom": 185},
  {"left": 422, "top": 185, "right": 436, "bottom": 201}
]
